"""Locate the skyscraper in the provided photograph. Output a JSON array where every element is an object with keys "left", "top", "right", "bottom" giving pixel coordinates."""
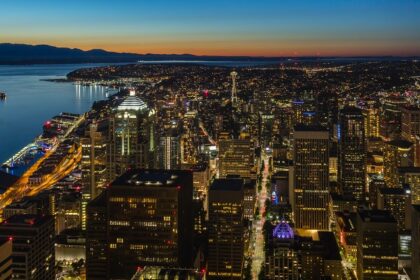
[
  {"left": 384, "top": 140, "right": 414, "bottom": 187},
  {"left": 108, "top": 90, "right": 156, "bottom": 181},
  {"left": 0, "top": 215, "right": 55, "bottom": 280},
  {"left": 86, "top": 169, "right": 194, "bottom": 279},
  {"left": 81, "top": 121, "right": 108, "bottom": 200},
  {"left": 364, "top": 101, "right": 380, "bottom": 138},
  {"left": 0, "top": 238, "right": 12, "bottom": 280},
  {"left": 230, "top": 71, "right": 238, "bottom": 106},
  {"left": 158, "top": 123, "right": 181, "bottom": 170},
  {"left": 377, "top": 187, "right": 411, "bottom": 230},
  {"left": 339, "top": 106, "right": 366, "bottom": 202},
  {"left": 80, "top": 122, "right": 108, "bottom": 230},
  {"left": 401, "top": 105, "right": 420, "bottom": 141},
  {"left": 412, "top": 205, "right": 420, "bottom": 280},
  {"left": 292, "top": 125, "right": 330, "bottom": 230},
  {"left": 356, "top": 210, "right": 398, "bottom": 280},
  {"left": 218, "top": 132, "right": 254, "bottom": 179},
  {"left": 208, "top": 178, "right": 244, "bottom": 279}
]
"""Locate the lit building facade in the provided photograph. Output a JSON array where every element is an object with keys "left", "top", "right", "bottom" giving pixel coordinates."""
[
  {"left": 0, "top": 238, "right": 12, "bottom": 280},
  {"left": 108, "top": 90, "right": 156, "bottom": 181},
  {"left": 339, "top": 106, "right": 367, "bottom": 202},
  {"left": 86, "top": 169, "right": 194, "bottom": 279},
  {"left": 401, "top": 105, "right": 420, "bottom": 141},
  {"left": 218, "top": 132, "right": 254, "bottom": 179},
  {"left": 384, "top": 140, "right": 414, "bottom": 188},
  {"left": 207, "top": 178, "right": 244, "bottom": 279},
  {"left": 292, "top": 125, "right": 330, "bottom": 230},
  {"left": 412, "top": 205, "right": 420, "bottom": 280},
  {"left": 377, "top": 187, "right": 411, "bottom": 231},
  {"left": 356, "top": 210, "right": 398, "bottom": 280},
  {"left": 0, "top": 215, "right": 55, "bottom": 280}
]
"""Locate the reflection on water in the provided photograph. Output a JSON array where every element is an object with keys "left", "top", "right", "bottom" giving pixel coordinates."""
[{"left": 0, "top": 64, "right": 117, "bottom": 163}]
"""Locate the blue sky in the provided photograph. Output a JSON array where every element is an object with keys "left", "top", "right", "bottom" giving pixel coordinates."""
[{"left": 1, "top": 0, "right": 419, "bottom": 56}]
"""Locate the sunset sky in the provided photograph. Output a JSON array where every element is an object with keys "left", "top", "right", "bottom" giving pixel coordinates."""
[{"left": 1, "top": 0, "right": 419, "bottom": 56}]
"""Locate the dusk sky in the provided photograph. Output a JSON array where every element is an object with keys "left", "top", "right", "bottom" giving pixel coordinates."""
[{"left": 1, "top": 0, "right": 420, "bottom": 56}]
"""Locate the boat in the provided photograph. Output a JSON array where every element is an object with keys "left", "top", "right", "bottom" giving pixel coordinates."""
[{"left": 0, "top": 91, "right": 6, "bottom": 100}]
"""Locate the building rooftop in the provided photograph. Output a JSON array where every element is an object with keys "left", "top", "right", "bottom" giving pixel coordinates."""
[
  {"left": 0, "top": 171, "right": 19, "bottom": 192},
  {"left": 0, "top": 214, "right": 52, "bottom": 227},
  {"left": 335, "top": 211, "right": 357, "bottom": 232},
  {"left": 340, "top": 105, "right": 363, "bottom": 115},
  {"left": 210, "top": 178, "right": 244, "bottom": 192},
  {"left": 386, "top": 139, "right": 413, "bottom": 149},
  {"left": 358, "top": 210, "right": 396, "bottom": 223},
  {"left": 293, "top": 124, "right": 328, "bottom": 132},
  {"left": 117, "top": 90, "right": 149, "bottom": 112},
  {"left": 318, "top": 231, "right": 342, "bottom": 261},
  {"left": 398, "top": 166, "right": 420, "bottom": 173},
  {"left": 113, "top": 169, "right": 192, "bottom": 188},
  {"left": 378, "top": 187, "right": 408, "bottom": 196},
  {"left": 330, "top": 193, "right": 356, "bottom": 202}
]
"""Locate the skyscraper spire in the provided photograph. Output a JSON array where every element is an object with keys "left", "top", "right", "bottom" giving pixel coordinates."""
[{"left": 230, "top": 71, "right": 238, "bottom": 106}]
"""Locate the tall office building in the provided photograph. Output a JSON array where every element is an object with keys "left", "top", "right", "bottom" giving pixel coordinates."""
[
  {"left": 0, "top": 238, "right": 12, "bottom": 280},
  {"left": 292, "top": 125, "right": 329, "bottom": 230},
  {"left": 412, "top": 205, "right": 420, "bottom": 280},
  {"left": 86, "top": 169, "right": 194, "bottom": 280},
  {"left": 266, "top": 226, "right": 343, "bottom": 280},
  {"left": 356, "top": 210, "right": 398, "bottom": 280},
  {"left": 218, "top": 132, "right": 254, "bottom": 179},
  {"left": 230, "top": 71, "right": 238, "bottom": 106},
  {"left": 208, "top": 178, "right": 244, "bottom": 279},
  {"left": 384, "top": 140, "right": 414, "bottom": 187},
  {"left": 401, "top": 105, "right": 420, "bottom": 141},
  {"left": 399, "top": 167, "right": 420, "bottom": 205},
  {"left": 339, "top": 106, "right": 367, "bottom": 202},
  {"left": 401, "top": 105, "right": 420, "bottom": 167},
  {"left": 86, "top": 192, "right": 108, "bottom": 280},
  {"left": 377, "top": 187, "right": 411, "bottom": 230},
  {"left": 108, "top": 90, "right": 156, "bottom": 181},
  {"left": 380, "top": 96, "right": 405, "bottom": 140},
  {"left": 0, "top": 215, "right": 55, "bottom": 280}
]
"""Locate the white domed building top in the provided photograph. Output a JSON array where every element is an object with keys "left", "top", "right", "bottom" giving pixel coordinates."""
[{"left": 117, "top": 90, "right": 149, "bottom": 112}]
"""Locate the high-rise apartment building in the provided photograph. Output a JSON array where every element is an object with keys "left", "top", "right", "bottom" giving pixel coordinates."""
[
  {"left": 207, "top": 178, "right": 244, "bottom": 280},
  {"left": 364, "top": 101, "right": 380, "bottom": 138},
  {"left": 0, "top": 215, "right": 55, "bottom": 280},
  {"left": 339, "top": 106, "right": 367, "bottom": 202},
  {"left": 158, "top": 125, "right": 181, "bottom": 170},
  {"left": 292, "top": 125, "right": 330, "bottom": 230}
]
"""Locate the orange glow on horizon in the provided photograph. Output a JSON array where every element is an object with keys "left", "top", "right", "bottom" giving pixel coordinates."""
[{"left": 3, "top": 37, "right": 419, "bottom": 57}]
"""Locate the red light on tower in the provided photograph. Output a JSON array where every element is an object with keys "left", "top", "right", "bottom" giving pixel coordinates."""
[
  {"left": 176, "top": 185, "right": 181, "bottom": 191},
  {"left": 8, "top": 236, "right": 13, "bottom": 241},
  {"left": 200, "top": 268, "right": 206, "bottom": 275}
]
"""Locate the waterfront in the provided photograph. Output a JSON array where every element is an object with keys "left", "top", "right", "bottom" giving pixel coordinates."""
[{"left": 0, "top": 64, "right": 117, "bottom": 164}]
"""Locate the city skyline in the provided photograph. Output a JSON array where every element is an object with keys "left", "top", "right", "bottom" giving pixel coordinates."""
[{"left": 1, "top": 0, "right": 420, "bottom": 56}]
